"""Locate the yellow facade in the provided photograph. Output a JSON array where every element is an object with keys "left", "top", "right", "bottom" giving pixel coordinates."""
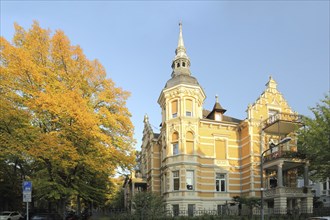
[{"left": 140, "top": 24, "right": 312, "bottom": 215}]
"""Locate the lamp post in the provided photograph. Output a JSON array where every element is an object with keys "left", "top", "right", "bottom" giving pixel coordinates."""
[{"left": 260, "top": 137, "right": 291, "bottom": 220}]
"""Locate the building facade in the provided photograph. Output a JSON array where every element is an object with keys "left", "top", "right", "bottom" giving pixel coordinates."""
[{"left": 139, "top": 24, "right": 313, "bottom": 215}]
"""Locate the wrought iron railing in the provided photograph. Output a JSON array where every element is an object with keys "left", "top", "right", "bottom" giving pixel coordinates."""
[
  {"left": 264, "top": 150, "right": 306, "bottom": 163},
  {"left": 262, "top": 113, "right": 303, "bottom": 128},
  {"left": 96, "top": 207, "right": 329, "bottom": 219}
]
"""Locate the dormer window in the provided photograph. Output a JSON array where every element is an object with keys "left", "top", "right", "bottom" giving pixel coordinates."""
[{"left": 215, "top": 113, "right": 222, "bottom": 121}]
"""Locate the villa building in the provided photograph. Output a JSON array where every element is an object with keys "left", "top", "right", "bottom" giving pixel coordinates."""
[{"left": 137, "top": 24, "right": 313, "bottom": 216}]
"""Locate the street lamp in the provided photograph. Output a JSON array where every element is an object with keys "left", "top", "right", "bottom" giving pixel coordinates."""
[{"left": 260, "top": 136, "right": 291, "bottom": 220}]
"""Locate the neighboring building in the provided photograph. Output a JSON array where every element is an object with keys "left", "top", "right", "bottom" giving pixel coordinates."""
[
  {"left": 139, "top": 23, "right": 313, "bottom": 216},
  {"left": 314, "top": 178, "right": 330, "bottom": 207},
  {"left": 298, "top": 177, "right": 330, "bottom": 208},
  {"left": 123, "top": 171, "right": 147, "bottom": 211}
]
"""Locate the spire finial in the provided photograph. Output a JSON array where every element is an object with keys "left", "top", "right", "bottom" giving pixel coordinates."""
[
  {"left": 266, "top": 75, "right": 277, "bottom": 89},
  {"left": 144, "top": 114, "right": 149, "bottom": 123},
  {"left": 177, "top": 21, "right": 184, "bottom": 48},
  {"left": 215, "top": 94, "right": 219, "bottom": 103},
  {"left": 171, "top": 22, "right": 191, "bottom": 76}
]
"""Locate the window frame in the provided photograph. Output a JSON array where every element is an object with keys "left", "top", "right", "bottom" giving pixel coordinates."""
[
  {"left": 173, "top": 171, "right": 180, "bottom": 191},
  {"left": 186, "top": 170, "right": 194, "bottom": 190},
  {"left": 216, "top": 173, "right": 226, "bottom": 192},
  {"left": 171, "top": 100, "right": 178, "bottom": 118},
  {"left": 172, "top": 142, "right": 179, "bottom": 155},
  {"left": 172, "top": 204, "right": 179, "bottom": 217},
  {"left": 185, "top": 99, "right": 193, "bottom": 117},
  {"left": 186, "top": 111, "right": 192, "bottom": 117},
  {"left": 188, "top": 204, "right": 195, "bottom": 217}
]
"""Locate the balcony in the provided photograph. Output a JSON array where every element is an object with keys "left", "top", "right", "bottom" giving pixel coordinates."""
[
  {"left": 264, "top": 150, "right": 307, "bottom": 163},
  {"left": 264, "top": 186, "right": 312, "bottom": 199},
  {"left": 262, "top": 113, "right": 303, "bottom": 135}
]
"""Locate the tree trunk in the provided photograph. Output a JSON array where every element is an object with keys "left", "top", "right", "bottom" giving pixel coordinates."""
[{"left": 77, "top": 195, "right": 81, "bottom": 219}]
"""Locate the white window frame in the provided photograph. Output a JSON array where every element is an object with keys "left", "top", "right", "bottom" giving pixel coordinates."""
[
  {"left": 172, "top": 143, "right": 179, "bottom": 155},
  {"left": 186, "top": 111, "right": 192, "bottom": 117},
  {"left": 215, "top": 113, "right": 222, "bottom": 121},
  {"left": 173, "top": 171, "right": 180, "bottom": 191},
  {"left": 186, "top": 170, "right": 194, "bottom": 190},
  {"left": 216, "top": 173, "right": 226, "bottom": 192}
]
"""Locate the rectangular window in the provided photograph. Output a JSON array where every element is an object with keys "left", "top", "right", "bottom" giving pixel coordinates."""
[
  {"left": 172, "top": 143, "right": 179, "bottom": 155},
  {"left": 186, "top": 99, "right": 193, "bottom": 117},
  {"left": 186, "top": 170, "right": 194, "bottom": 190},
  {"left": 215, "top": 113, "right": 222, "bottom": 121},
  {"left": 173, "top": 171, "right": 180, "bottom": 190},
  {"left": 188, "top": 204, "right": 195, "bottom": 217},
  {"left": 268, "top": 109, "right": 279, "bottom": 123},
  {"left": 324, "top": 182, "right": 327, "bottom": 190},
  {"left": 172, "top": 204, "right": 179, "bottom": 217},
  {"left": 268, "top": 109, "right": 279, "bottom": 116},
  {"left": 186, "top": 141, "right": 194, "bottom": 154},
  {"left": 172, "top": 101, "right": 178, "bottom": 118},
  {"left": 216, "top": 173, "right": 226, "bottom": 192},
  {"left": 215, "top": 140, "right": 226, "bottom": 160}
]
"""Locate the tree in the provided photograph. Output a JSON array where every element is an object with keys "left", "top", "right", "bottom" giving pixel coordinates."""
[
  {"left": 0, "top": 21, "right": 135, "bottom": 212},
  {"left": 132, "top": 191, "right": 166, "bottom": 219},
  {"left": 298, "top": 94, "right": 330, "bottom": 181},
  {"left": 233, "top": 196, "right": 260, "bottom": 217}
]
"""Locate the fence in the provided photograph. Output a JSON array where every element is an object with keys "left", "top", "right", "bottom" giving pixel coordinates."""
[{"left": 91, "top": 207, "right": 330, "bottom": 220}]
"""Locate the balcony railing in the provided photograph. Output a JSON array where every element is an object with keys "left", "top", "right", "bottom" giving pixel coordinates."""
[
  {"left": 262, "top": 113, "right": 303, "bottom": 133},
  {"left": 264, "top": 150, "right": 306, "bottom": 163},
  {"left": 264, "top": 112, "right": 302, "bottom": 126},
  {"left": 264, "top": 186, "right": 312, "bottom": 198}
]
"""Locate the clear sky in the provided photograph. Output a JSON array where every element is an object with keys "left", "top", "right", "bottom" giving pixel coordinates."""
[{"left": 1, "top": 1, "right": 329, "bottom": 150}]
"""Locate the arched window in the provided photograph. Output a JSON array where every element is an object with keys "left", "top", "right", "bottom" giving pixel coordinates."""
[
  {"left": 177, "top": 63, "right": 180, "bottom": 68},
  {"left": 172, "top": 132, "right": 179, "bottom": 155},
  {"left": 182, "top": 62, "right": 185, "bottom": 67},
  {"left": 186, "top": 131, "right": 194, "bottom": 154}
]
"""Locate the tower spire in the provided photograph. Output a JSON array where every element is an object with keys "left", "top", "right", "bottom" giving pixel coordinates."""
[
  {"left": 177, "top": 21, "right": 185, "bottom": 50},
  {"left": 171, "top": 22, "right": 191, "bottom": 77}
]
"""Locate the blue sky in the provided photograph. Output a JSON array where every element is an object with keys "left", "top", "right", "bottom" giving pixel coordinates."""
[{"left": 1, "top": 1, "right": 329, "bottom": 149}]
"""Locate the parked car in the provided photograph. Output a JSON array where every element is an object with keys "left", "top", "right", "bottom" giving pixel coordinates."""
[
  {"left": 0, "top": 211, "right": 24, "bottom": 220},
  {"left": 30, "top": 213, "right": 62, "bottom": 220},
  {"left": 308, "top": 217, "right": 330, "bottom": 220}
]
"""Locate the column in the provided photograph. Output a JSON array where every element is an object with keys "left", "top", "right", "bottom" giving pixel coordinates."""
[
  {"left": 301, "top": 197, "right": 313, "bottom": 213},
  {"left": 277, "top": 163, "right": 283, "bottom": 187},
  {"left": 304, "top": 164, "right": 309, "bottom": 187},
  {"left": 274, "top": 197, "right": 287, "bottom": 214}
]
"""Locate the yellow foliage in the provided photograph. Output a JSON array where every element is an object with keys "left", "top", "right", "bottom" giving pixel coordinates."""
[{"left": 0, "top": 21, "right": 135, "bottom": 182}]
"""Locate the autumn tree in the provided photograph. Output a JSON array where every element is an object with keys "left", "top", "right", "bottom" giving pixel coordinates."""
[
  {"left": 0, "top": 21, "right": 135, "bottom": 212},
  {"left": 298, "top": 94, "right": 330, "bottom": 181}
]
